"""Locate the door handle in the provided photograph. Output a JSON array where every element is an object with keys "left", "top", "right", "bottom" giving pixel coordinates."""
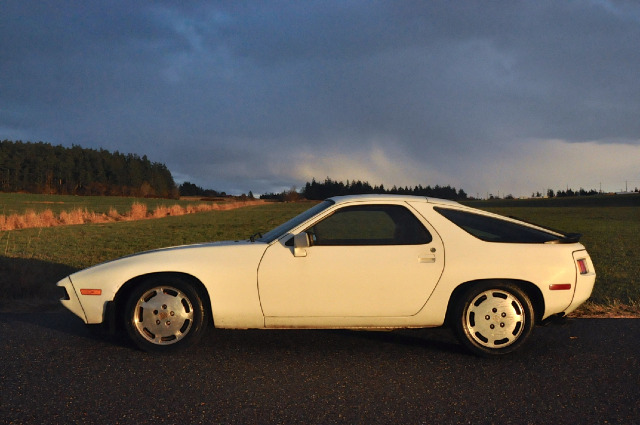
[{"left": 418, "top": 255, "right": 436, "bottom": 263}]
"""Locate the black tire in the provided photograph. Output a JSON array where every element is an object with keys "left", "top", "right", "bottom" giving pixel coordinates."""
[
  {"left": 124, "top": 275, "right": 208, "bottom": 353},
  {"left": 452, "top": 281, "right": 534, "bottom": 357}
]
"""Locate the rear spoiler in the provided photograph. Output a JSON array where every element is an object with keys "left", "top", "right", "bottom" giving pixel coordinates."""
[
  {"left": 508, "top": 216, "right": 582, "bottom": 244},
  {"left": 546, "top": 233, "right": 582, "bottom": 244}
]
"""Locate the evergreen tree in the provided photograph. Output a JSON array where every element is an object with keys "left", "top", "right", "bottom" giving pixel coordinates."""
[{"left": 0, "top": 140, "right": 177, "bottom": 198}]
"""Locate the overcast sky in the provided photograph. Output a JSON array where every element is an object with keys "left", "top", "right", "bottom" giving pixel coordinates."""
[{"left": 2, "top": 1, "right": 639, "bottom": 196}]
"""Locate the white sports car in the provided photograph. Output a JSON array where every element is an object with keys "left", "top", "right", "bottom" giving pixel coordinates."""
[{"left": 57, "top": 195, "right": 595, "bottom": 356}]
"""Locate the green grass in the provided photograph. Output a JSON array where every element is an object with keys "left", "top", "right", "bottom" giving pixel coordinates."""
[
  {"left": 0, "top": 192, "right": 219, "bottom": 216},
  {"left": 0, "top": 194, "right": 638, "bottom": 314}
]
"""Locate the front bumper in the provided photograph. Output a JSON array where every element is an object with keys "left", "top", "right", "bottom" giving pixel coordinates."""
[{"left": 57, "top": 277, "right": 88, "bottom": 323}]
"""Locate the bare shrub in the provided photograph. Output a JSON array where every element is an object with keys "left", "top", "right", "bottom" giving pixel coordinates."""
[
  {"left": 60, "top": 209, "right": 85, "bottom": 225},
  {"left": 218, "top": 200, "right": 264, "bottom": 211},
  {"left": 38, "top": 209, "right": 57, "bottom": 227},
  {"left": 7, "top": 214, "right": 26, "bottom": 230},
  {"left": 1, "top": 215, "right": 13, "bottom": 231},
  {"left": 219, "top": 201, "right": 255, "bottom": 210},
  {"left": 23, "top": 210, "right": 39, "bottom": 228},
  {"left": 153, "top": 206, "right": 170, "bottom": 218},
  {"left": 58, "top": 211, "right": 71, "bottom": 225},
  {"left": 108, "top": 207, "right": 120, "bottom": 220},
  {"left": 0, "top": 198, "right": 265, "bottom": 231},
  {"left": 128, "top": 203, "right": 148, "bottom": 220},
  {"left": 169, "top": 205, "right": 185, "bottom": 216},
  {"left": 85, "top": 211, "right": 109, "bottom": 224},
  {"left": 74, "top": 209, "right": 87, "bottom": 224},
  {"left": 196, "top": 203, "right": 214, "bottom": 212}
]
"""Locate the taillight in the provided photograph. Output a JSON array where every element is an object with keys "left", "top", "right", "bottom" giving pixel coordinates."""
[{"left": 577, "top": 259, "right": 589, "bottom": 275}]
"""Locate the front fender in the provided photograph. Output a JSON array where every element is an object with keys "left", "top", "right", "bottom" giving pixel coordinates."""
[{"left": 58, "top": 242, "right": 269, "bottom": 326}]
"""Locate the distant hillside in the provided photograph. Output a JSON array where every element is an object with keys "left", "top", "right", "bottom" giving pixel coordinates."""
[{"left": 0, "top": 140, "right": 177, "bottom": 198}]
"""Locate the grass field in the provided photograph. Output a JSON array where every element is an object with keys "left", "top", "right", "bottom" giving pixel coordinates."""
[
  {"left": 0, "top": 193, "right": 216, "bottom": 216},
  {"left": 1, "top": 193, "right": 638, "bottom": 315}
]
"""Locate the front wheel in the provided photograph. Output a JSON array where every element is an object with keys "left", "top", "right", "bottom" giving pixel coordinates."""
[
  {"left": 452, "top": 282, "right": 534, "bottom": 356},
  {"left": 124, "top": 276, "right": 208, "bottom": 353}
]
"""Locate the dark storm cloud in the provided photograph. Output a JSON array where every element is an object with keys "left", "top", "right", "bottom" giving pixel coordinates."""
[{"left": 1, "top": 0, "right": 639, "bottom": 195}]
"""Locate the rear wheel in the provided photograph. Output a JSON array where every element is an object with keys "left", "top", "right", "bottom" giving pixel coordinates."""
[
  {"left": 453, "top": 282, "right": 534, "bottom": 356},
  {"left": 124, "top": 276, "right": 208, "bottom": 352}
]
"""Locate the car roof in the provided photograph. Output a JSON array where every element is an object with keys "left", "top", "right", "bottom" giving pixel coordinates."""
[{"left": 327, "top": 194, "right": 462, "bottom": 207}]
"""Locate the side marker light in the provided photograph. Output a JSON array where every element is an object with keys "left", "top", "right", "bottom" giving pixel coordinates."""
[
  {"left": 80, "top": 289, "right": 102, "bottom": 295},
  {"left": 549, "top": 284, "right": 572, "bottom": 291}
]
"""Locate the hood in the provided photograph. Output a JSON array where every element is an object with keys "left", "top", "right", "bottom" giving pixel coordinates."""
[
  {"left": 78, "top": 239, "right": 263, "bottom": 273},
  {"left": 126, "top": 239, "right": 256, "bottom": 257}
]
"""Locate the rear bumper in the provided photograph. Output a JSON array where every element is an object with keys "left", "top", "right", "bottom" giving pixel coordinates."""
[{"left": 565, "top": 251, "right": 596, "bottom": 314}]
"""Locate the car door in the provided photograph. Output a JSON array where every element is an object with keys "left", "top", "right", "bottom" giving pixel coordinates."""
[{"left": 257, "top": 202, "right": 445, "bottom": 320}]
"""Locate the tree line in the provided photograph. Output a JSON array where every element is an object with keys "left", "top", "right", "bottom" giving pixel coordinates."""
[
  {"left": 178, "top": 182, "right": 261, "bottom": 200},
  {"left": 6, "top": 140, "right": 620, "bottom": 202},
  {"left": 261, "top": 177, "right": 468, "bottom": 201},
  {"left": 178, "top": 181, "right": 227, "bottom": 198},
  {"left": 1, "top": 140, "right": 177, "bottom": 198}
]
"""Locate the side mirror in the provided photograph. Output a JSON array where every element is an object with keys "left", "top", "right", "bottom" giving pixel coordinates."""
[{"left": 293, "top": 232, "right": 311, "bottom": 257}]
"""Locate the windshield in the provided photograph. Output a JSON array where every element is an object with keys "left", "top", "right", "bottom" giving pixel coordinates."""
[{"left": 258, "top": 200, "right": 334, "bottom": 243}]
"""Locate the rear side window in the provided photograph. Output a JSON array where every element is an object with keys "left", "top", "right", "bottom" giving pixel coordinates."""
[{"left": 434, "top": 207, "right": 560, "bottom": 243}]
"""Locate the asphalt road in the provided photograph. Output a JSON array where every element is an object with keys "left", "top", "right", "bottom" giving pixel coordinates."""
[{"left": 1, "top": 313, "right": 639, "bottom": 425}]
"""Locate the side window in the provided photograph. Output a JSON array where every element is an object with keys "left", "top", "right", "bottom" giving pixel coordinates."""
[
  {"left": 309, "top": 205, "right": 432, "bottom": 246},
  {"left": 434, "top": 207, "right": 560, "bottom": 243}
]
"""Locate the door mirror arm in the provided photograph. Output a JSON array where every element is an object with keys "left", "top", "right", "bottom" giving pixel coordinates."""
[{"left": 293, "top": 232, "right": 311, "bottom": 257}]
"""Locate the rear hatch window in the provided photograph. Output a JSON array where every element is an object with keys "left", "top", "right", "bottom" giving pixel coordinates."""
[{"left": 434, "top": 207, "right": 566, "bottom": 243}]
